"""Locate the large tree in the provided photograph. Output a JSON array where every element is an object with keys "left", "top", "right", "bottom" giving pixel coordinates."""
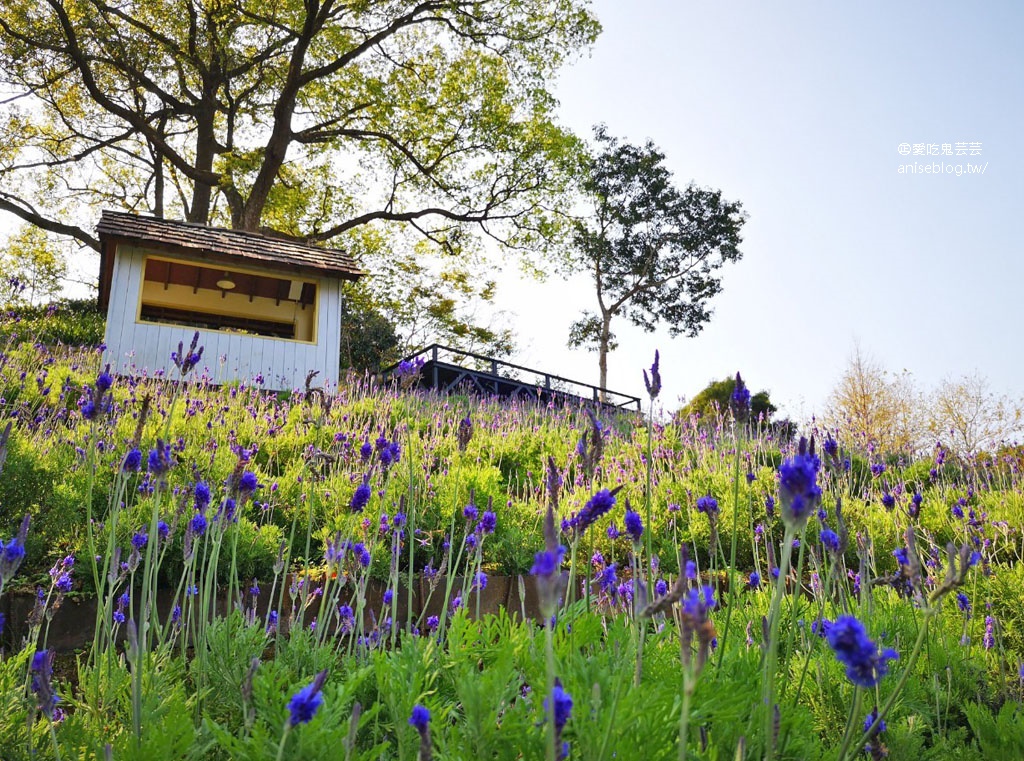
[
  {"left": 565, "top": 126, "right": 746, "bottom": 394},
  {"left": 0, "top": 1, "right": 597, "bottom": 256}
]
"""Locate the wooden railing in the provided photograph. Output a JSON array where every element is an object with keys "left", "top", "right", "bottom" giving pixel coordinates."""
[{"left": 382, "top": 344, "right": 642, "bottom": 411}]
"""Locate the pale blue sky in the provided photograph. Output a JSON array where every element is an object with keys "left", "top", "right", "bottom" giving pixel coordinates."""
[
  {"left": 496, "top": 0, "right": 1024, "bottom": 418},
  {"left": 4, "top": 2, "right": 1020, "bottom": 419}
]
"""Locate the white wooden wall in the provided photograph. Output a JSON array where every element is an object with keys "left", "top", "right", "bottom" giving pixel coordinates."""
[{"left": 103, "top": 245, "right": 343, "bottom": 392}]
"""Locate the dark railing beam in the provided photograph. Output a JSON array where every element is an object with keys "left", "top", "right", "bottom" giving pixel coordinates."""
[{"left": 381, "top": 344, "right": 641, "bottom": 410}]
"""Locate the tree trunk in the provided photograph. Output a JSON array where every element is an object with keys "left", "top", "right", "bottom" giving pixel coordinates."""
[
  {"left": 597, "top": 313, "right": 612, "bottom": 402},
  {"left": 187, "top": 82, "right": 219, "bottom": 224}
]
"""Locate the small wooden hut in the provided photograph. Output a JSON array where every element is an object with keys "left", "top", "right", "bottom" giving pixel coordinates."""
[{"left": 97, "top": 211, "right": 364, "bottom": 391}]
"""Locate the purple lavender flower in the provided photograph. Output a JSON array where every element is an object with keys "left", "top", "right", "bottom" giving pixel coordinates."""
[
  {"left": 826, "top": 615, "right": 899, "bottom": 688},
  {"left": 820, "top": 528, "right": 840, "bottom": 553},
  {"left": 531, "top": 547, "right": 565, "bottom": 578},
  {"left": 597, "top": 563, "right": 618, "bottom": 595},
  {"left": 643, "top": 350, "right": 661, "bottom": 399},
  {"left": 131, "top": 530, "right": 148, "bottom": 551},
  {"left": 543, "top": 680, "right": 573, "bottom": 750},
  {"left": 696, "top": 495, "right": 719, "bottom": 515},
  {"left": 30, "top": 649, "right": 60, "bottom": 720},
  {"left": 778, "top": 437, "right": 821, "bottom": 528},
  {"left": 811, "top": 618, "right": 832, "bottom": 638},
  {"left": 190, "top": 511, "right": 208, "bottom": 536},
  {"left": 983, "top": 616, "right": 995, "bottom": 650},
  {"left": 863, "top": 707, "right": 887, "bottom": 759},
  {"left": 463, "top": 503, "right": 479, "bottom": 522},
  {"left": 479, "top": 510, "right": 497, "bottom": 534},
  {"left": 220, "top": 498, "right": 237, "bottom": 522},
  {"left": 354, "top": 543, "right": 371, "bottom": 567},
  {"left": 350, "top": 478, "right": 371, "bottom": 513},
  {"left": 823, "top": 436, "right": 839, "bottom": 459},
  {"left": 409, "top": 703, "right": 431, "bottom": 732},
  {"left": 193, "top": 481, "right": 211, "bottom": 510},
  {"left": 571, "top": 488, "right": 619, "bottom": 535},
  {"left": 79, "top": 398, "right": 98, "bottom": 421},
  {"left": 333, "top": 607, "right": 353, "bottom": 635},
  {"left": 908, "top": 492, "right": 923, "bottom": 519},
  {"left": 731, "top": 372, "right": 751, "bottom": 420},
  {"left": 95, "top": 369, "right": 113, "bottom": 393},
  {"left": 287, "top": 670, "right": 328, "bottom": 726},
  {"left": 171, "top": 331, "right": 204, "bottom": 376},
  {"left": 748, "top": 571, "right": 761, "bottom": 589},
  {"left": 457, "top": 414, "right": 473, "bottom": 451},
  {"left": 238, "top": 470, "right": 259, "bottom": 496},
  {"left": 0, "top": 515, "right": 30, "bottom": 583},
  {"left": 682, "top": 585, "right": 716, "bottom": 619},
  {"left": 623, "top": 508, "right": 643, "bottom": 543},
  {"left": 881, "top": 492, "right": 896, "bottom": 511},
  {"left": 122, "top": 448, "right": 142, "bottom": 472}
]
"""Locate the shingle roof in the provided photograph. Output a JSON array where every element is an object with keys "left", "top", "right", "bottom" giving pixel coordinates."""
[{"left": 97, "top": 210, "right": 364, "bottom": 280}]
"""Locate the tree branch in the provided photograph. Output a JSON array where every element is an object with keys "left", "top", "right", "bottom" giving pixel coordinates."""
[{"left": 0, "top": 195, "right": 100, "bottom": 251}]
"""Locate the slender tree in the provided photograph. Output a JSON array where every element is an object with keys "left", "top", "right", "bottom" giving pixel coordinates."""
[
  {"left": 927, "top": 373, "right": 1023, "bottom": 459},
  {"left": 565, "top": 126, "right": 746, "bottom": 394},
  {"left": 823, "top": 345, "right": 925, "bottom": 457}
]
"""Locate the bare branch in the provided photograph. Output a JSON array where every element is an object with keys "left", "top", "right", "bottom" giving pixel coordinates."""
[{"left": 0, "top": 194, "right": 99, "bottom": 251}]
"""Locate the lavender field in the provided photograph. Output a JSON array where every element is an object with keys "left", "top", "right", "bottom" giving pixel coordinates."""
[{"left": 1, "top": 332, "right": 1023, "bottom": 760}]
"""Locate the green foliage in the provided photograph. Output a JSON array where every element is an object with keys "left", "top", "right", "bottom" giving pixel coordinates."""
[
  {"left": 193, "top": 610, "right": 270, "bottom": 729},
  {"left": 963, "top": 701, "right": 1024, "bottom": 758},
  {"left": 0, "top": 299, "right": 105, "bottom": 347},
  {"left": 0, "top": 647, "right": 35, "bottom": 753},
  {"left": 354, "top": 239, "right": 517, "bottom": 360},
  {"left": 339, "top": 288, "right": 400, "bottom": 374},
  {"left": 678, "top": 375, "right": 778, "bottom": 423},
  {"left": 0, "top": 0, "right": 599, "bottom": 267},
  {"left": 205, "top": 659, "right": 383, "bottom": 760},
  {"left": 61, "top": 654, "right": 197, "bottom": 761},
  {"left": 0, "top": 225, "right": 67, "bottom": 305}
]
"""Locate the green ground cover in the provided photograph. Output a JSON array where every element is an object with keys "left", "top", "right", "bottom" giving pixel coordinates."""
[{"left": 0, "top": 325, "right": 1022, "bottom": 760}]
